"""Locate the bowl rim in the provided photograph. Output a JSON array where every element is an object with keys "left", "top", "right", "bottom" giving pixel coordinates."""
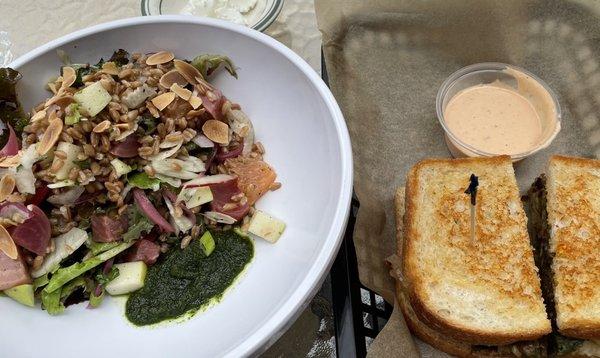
[
  {"left": 436, "top": 62, "right": 562, "bottom": 160},
  {"left": 8, "top": 15, "right": 353, "bottom": 358},
  {"left": 139, "top": 0, "right": 284, "bottom": 32}
]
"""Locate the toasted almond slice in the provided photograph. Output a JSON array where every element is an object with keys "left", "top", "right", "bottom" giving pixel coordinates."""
[
  {"left": 61, "top": 66, "right": 76, "bottom": 89},
  {"left": 0, "top": 174, "right": 15, "bottom": 202},
  {"left": 93, "top": 120, "right": 111, "bottom": 133},
  {"left": 101, "top": 61, "right": 120, "bottom": 75},
  {"left": 0, "top": 154, "right": 21, "bottom": 168},
  {"left": 37, "top": 116, "right": 64, "bottom": 155},
  {"left": 159, "top": 70, "right": 188, "bottom": 89},
  {"left": 146, "top": 51, "right": 175, "bottom": 66},
  {"left": 170, "top": 83, "right": 192, "bottom": 101},
  {"left": 174, "top": 59, "right": 202, "bottom": 84},
  {"left": 202, "top": 120, "right": 229, "bottom": 144},
  {"left": 151, "top": 92, "right": 176, "bottom": 111},
  {"left": 45, "top": 95, "right": 74, "bottom": 108},
  {"left": 30, "top": 109, "right": 47, "bottom": 122},
  {"left": 47, "top": 82, "right": 58, "bottom": 94},
  {"left": 188, "top": 96, "right": 203, "bottom": 109},
  {"left": 0, "top": 225, "right": 17, "bottom": 259}
]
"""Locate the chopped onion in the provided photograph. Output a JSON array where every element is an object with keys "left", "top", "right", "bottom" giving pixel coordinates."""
[
  {"left": 192, "top": 134, "right": 215, "bottom": 148},
  {"left": 0, "top": 124, "right": 19, "bottom": 157},
  {"left": 202, "top": 211, "right": 237, "bottom": 224},
  {"left": 47, "top": 186, "right": 85, "bottom": 206},
  {"left": 183, "top": 174, "right": 234, "bottom": 188},
  {"left": 133, "top": 189, "right": 174, "bottom": 233},
  {"left": 0, "top": 202, "right": 32, "bottom": 222}
]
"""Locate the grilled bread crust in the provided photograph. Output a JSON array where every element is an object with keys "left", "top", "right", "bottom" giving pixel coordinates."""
[
  {"left": 547, "top": 156, "right": 600, "bottom": 340},
  {"left": 395, "top": 187, "right": 545, "bottom": 358},
  {"left": 402, "top": 156, "right": 551, "bottom": 346}
]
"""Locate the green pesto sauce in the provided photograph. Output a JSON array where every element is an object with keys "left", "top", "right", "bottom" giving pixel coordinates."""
[{"left": 125, "top": 230, "right": 253, "bottom": 326}]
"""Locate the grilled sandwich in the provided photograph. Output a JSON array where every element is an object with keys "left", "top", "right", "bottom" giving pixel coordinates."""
[
  {"left": 526, "top": 156, "right": 600, "bottom": 357},
  {"left": 397, "top": 156, "right": 552, "bottom": 357}
]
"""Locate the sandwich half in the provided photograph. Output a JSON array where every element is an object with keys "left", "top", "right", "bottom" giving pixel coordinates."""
[
  {"left": 398, "top": 156, "right": 551, "bottom": 356},
  {"left": 526, "top": 155, "right": 600, "bottom": 356}
]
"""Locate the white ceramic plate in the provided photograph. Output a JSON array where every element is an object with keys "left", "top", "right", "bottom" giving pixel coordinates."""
[{"left": 2, "top": 16, "right": 352, "bottom": 358}]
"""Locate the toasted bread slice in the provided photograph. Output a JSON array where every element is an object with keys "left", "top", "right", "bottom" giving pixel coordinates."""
[
  {"left": 395, "top": 187, "right": 548, "bottom": 357},
  {"left": 546, "top": 156, "right": 600, "bottom": 340},
  {"left": 403, "top": 156, "right": 551, "bottom": 345}
]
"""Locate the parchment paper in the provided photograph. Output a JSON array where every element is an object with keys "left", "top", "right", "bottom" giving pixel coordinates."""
[{"left": 315, "top": 0, "right": 600, "bottom": 356}]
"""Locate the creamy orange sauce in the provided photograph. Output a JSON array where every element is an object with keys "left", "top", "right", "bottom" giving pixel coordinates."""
[{"left": 444, "top": 84, "right": 544, "bottom": 155}]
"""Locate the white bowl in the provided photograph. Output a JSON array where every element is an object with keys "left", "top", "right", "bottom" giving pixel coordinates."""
[{"left": 2, "top": 16, "right": 352, "bottom": 358}]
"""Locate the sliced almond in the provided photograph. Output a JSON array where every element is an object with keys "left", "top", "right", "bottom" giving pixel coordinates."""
[
  {"left": 0, "top": 174, "right": 15, "bottom": 202},
  {"left": 146, "top": 51, "right": 175, "bottom": 66},
  {"left": 61, "top": 66, "right": 76, "bottom": 89},
  {"left": 45, "top": 95, "right": 74, "bottom": 108},
  {"left": 30, "top": 109, "right": 47, "bottom": 122},
  {"left": 202, "top": 120, "right": 229, "bottom": 144},
  {"left": 92, "top": 120, "right": 111, "bottom": 133},
  {"left": 0, "top": 154, "right": 21, "bottom": 168},
  {"left": 188, "top": 96, "right": 203, "bottom": 110},
  {"left": 0, "top": 225, "right": 17, "bottom": 259},
  {"left": 151, "top": 92, "right": 176, "bottom": 111},
  {"left": 101, "top": 61, "right": 120, "bottom": 75},
  {"left": 170, "top": 83, "right": 192, "bottom": 101},
  {"left": 37, "top": 115, "right": 64, "bottom": 155},
  {"left": 47, "top": 82, "right": 58, "bottom": 94},
  {"left": 159, "top": 70, "right": 188, "bottom": 89},
  {"left": 174, "top": 59, "right": 202, "bottom": 84}
]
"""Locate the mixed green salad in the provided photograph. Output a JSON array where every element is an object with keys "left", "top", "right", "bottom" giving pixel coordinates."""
[{"left": 0, "top": 49, "right": 285, "bottom": 324}]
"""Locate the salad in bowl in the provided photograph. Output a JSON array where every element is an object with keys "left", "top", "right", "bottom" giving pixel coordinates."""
[{"left": 0, "top": 49, "right": 285, "bottom": 325}]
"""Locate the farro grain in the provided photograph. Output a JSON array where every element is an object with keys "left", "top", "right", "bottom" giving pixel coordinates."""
[
  {"left": 66, "top": 127, "right": 84, "bottom": 140},
  {"left": 165, "top": 118, "right": 175, "bottom": 133},
  {"left": 59, "top": 131, "right": 73, "bottom": 143},
  {"left": 53, "top": 150, "right": 67, "bottom": 160},
  {"left": 83, "top": 144, "right": 95, "bottom": 157},
  {"left": 191, "top": 225, "right": 201, "bottom": 238},
  {"left": 140, "top": 135, "right": 154, "bottom": 144},
  {"left": 118, "top": 68, "right": 134, "bottom": 79},
  {"left": 90, "top": 162, "right": 101, "bottom": 176},
  {"left": 49, "top": 159, "right": 65, "bottom": 173},
  {"left": 139, "top": 146, "right": 154, "bottom": 157},
  {"left": 81, "top": 121, "right": 93, "bottom": 133},
  {"left": 32, "top": 256, "right": 43, "bottom": 270},
  {"left": 180, "top": 235, "right": 192, "bottom": 249},
  {"left": 90, "top": 133, "right": 99, "bottom": 147},
  {"left": 176, "top": 117, "right": 188, "bottom": 130},
  {"left": 160, "top": 244, "right": 169, "bottom": 253},
  {"left": 109, "top": 108, "right": 121, "bottom": 122},
  {"left": 239, "top": 196, "right": 248, "bottom": 206},
  {"left": 118, "top": 204, "right": 128, "bottom": 215},
  {"left": 182, "top": 128, "right": 196, "bottom": 141},
  {"left": 100, "top": 135, "right": 110, "bottom": 152},
  {"left": 127, "top": 109, "right": 139, "bottom": 121},
  {"left": 249, "top": 152, "right": 259, "bottom": 158},
  {"left": 165, "top": 131, "right": 183, "bottom": 143},
  {"left": 222, "top": 203, "right": 238, "bottom": 211},
  {"left": 156, "top": 123, "right": 166, "bottom": 138},
  {"left": 76, "top": 152, "right": 87, "bottom": 161},
  {"left": 68, "top": 167, "right": 79, "bottom": 181}
]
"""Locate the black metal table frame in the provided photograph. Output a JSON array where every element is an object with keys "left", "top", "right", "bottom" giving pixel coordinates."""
[{"left": 322, "top": 54, "right": 394, "bottom": 358}]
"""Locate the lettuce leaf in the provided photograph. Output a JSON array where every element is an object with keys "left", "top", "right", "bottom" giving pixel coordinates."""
[
  {"left": 191, "top": 54, "right": 237, "bottom": 79},
  {"left": 0, "top": 68, "right": 27, "bottom": 135},
  {"left": 127, "top": 172, "right": 160, "bottom": 191},
  {"left": 122, "top": 204, "right": 154, "bottom": 242},
  {"left": 41, "top": 288, "right": 64, "bottom": 315},
  {"left": 44, "top": 241, "right": 134, "bottom": 293}
]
